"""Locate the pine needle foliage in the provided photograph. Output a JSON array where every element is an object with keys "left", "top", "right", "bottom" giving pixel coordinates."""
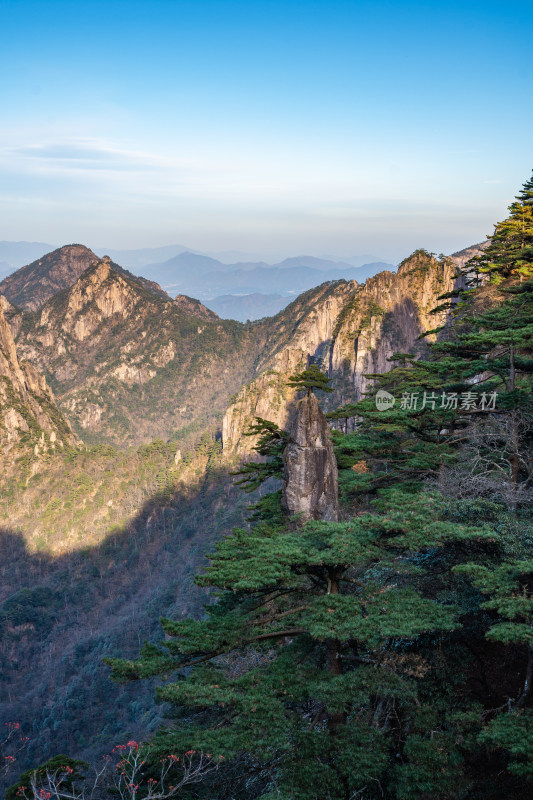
[
  {"left": 287, "top": 364, "right": 333, "bottom": 395},
  {"left": 231, "top": 417, "right": 289, "bottom": 493},
  {"left": 467, "top": 171, "right": 533, "bottom": 283}
]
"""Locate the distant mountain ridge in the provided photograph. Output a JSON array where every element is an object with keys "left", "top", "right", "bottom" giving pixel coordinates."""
[
  {"left": 138, "top": 251, "right": 393, "bottom": 301},
  {"left": 0, "top": 240, "right": 57, "bottom": 270},
  {"left": 94, "top": 244, "right": 192, "bottom": 269}
]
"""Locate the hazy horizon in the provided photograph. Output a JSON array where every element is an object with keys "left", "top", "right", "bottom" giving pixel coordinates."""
[{"left": 1, "top": 0, "right": 531, "bottom": 262}]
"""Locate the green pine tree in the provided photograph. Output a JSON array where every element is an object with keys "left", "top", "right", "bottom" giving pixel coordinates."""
[
  {"left": 469, "top": 170, "right": 533, "bottom": 283},
  {"left": 231, "top": 417, "right": 289, "bottom": 493},
  {"left": 287, "top": 364, "right": 333, "bottom": 395}
]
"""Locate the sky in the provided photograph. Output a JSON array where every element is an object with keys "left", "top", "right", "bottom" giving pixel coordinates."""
[{"left": 1, "top": 0, "right": 532, "bottom": 262}]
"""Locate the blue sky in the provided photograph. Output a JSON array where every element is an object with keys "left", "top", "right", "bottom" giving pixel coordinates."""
[{"left": 1, "top": 0, "right": 532, "bottom": 261}]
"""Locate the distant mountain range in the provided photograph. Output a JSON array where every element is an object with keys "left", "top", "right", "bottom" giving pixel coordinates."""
[
  {"left": 0, "top": 240, "right": 56, "bottom": 271},
  {"left": 0, "top": 241, "right": 390, "bottom": 274},
  {"left": 93, "top": 246, "right": 386, "bottom": 271},
  {"left": 94, "top": 244, "right": 192, "bottom": 270},
  {"left": 0, "top": 241, "right": 394, "bottom": 320},
  {"left": 136, "top": 252, "right": 394, "bottom": 313}
]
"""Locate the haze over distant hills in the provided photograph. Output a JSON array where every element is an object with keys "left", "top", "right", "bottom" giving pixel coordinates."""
[
  {"left": 136, "top": 251, "right": 394, "bottom": 319},
  {"left": 0, "top": 240, "right": 56, "bottom": 274},
  {"left": 93, "top": 246, "right": 387, "bottom": 271},
  {"left": 0, "top": 241, "right": 394, "bottom": 320}
]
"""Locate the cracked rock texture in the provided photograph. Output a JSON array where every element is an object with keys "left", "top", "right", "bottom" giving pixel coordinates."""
[
  {"left": 282, "top": 392, "right": 339, "bottom": 522},
  {"left": 223, "top": 245, "right": 487, "bottom": 453},
  {"left": 223, "top": 281, "right": 356, "bottom": 454},
  {"left": 0, "top": 299, "right": 74, "bottom": 466}
]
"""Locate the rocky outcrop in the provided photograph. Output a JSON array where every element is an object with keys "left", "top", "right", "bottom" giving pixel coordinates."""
[
  {"left": 330, "top": 251, "right": 450, "bottom": 403},
  {"left": 173, "top": 294, "right": 218, "bottom": 321},
  {"left": 0, "top": 299, "right": 74, "bottom": 466},
  {"left": 42, "top": 260, "right": 148, "bottom": 342},
  {"left": 282, "top": 392, "right": 339, "bottom": 521},
  {"left": 0, "top": 295, "right": 23, "bottom": 339},
  {"left": 0, "top": 245, "right": 101, "bottom": 311},
  {"left": 450, "top": 241, "right": 489, "bottom": 270},
  {"left": 255, "top": 281, "right": 358, "bottom": 376},
  {"left": 330, "top": 247, "right": 486, "bottom": 406}
]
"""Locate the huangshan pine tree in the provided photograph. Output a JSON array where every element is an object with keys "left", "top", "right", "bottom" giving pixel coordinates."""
[
  {"left": 472, "top": 171, "right": 533, "bottom": 283},
  {"left": 328, "top": 175, "right": 533, "bottom": 792}
]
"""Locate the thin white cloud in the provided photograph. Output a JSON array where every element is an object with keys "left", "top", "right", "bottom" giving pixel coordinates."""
[{"left": 5, "top": 138, "right": 204, "bottom": 173}]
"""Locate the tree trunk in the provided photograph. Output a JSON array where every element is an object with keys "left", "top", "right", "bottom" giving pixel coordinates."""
[{"left": 326, "top": 573, "right": 346, "bottom": 735}]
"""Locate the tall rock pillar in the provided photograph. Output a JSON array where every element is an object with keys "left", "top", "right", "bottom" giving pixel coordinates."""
[{"left": 282, "top": 393, "right": 339, "bottom": 522}]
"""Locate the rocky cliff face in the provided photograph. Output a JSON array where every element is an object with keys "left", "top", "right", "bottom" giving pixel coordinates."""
[
  {"left": 0, "top": 245, "right": 168, "bottom": 312},
  {"left": 15, "top": 260, "right": 261, "bottom": 446},
  {"left": 222, "top": 281, "right": 357, "bottom": 454},
  {"left": 330, "top": 246, "right": 488, "bottom": 405},
  {"left": 330, "top": 250, "right": 452, "bottom": 404},
  {"left": 0, "top": 299, "right": 74, "bottom": 469},
  {"left": 223, "top": 245, "right": 486, "bottom": 454},
  {"left": 282, "top": 392, "right": 339, "bottom": 521},
  {"left": 0, "top": 294, "right": 23, "bottom": 339},
  {"left": 450, "top": 241, "right": 489, "bottom": 269}
]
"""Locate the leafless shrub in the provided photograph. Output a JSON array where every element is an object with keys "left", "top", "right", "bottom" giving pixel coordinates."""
[
  {"left": 13, "top": 742, "right": 222, "bottom": 800},
  {"left": 436, "top": 409, "right": 533, "bottom": 509}
]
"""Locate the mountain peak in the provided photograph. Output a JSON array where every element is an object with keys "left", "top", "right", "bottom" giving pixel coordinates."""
[
  {"left": 38, "top": 259, "right": 167, "bottom": 342},
  {"left": 0, "top": 244, "right": 171, "bottom": 314},
  {"left": 83, "top": 257, "right": 113, "bottom": 284},
  {"left": 0, "top": 244, "right": 99, "bottom": 311}
]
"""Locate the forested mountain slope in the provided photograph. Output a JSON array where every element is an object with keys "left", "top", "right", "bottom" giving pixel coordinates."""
[
  {"left": 0, "top": 454, "right": 254, "bottom": 783},
  {"left": 100, "top": 174, "right": 533, "bottom": 800},
  {"left": 2, "top": 170, "right": 529, "bottom": 800}
]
